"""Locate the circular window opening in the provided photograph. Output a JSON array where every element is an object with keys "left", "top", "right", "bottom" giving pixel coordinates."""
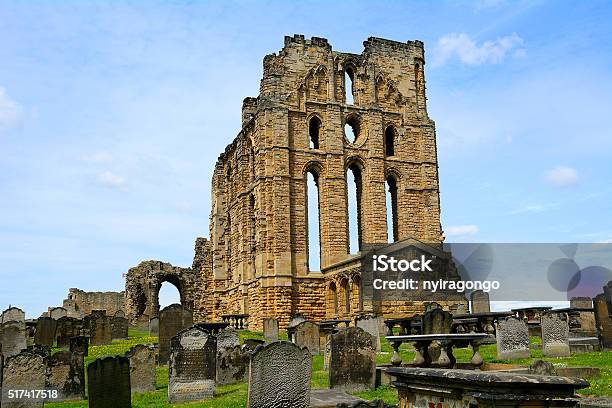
[{"left": 344, "top": 116, "right": 360, "bottom": 143}]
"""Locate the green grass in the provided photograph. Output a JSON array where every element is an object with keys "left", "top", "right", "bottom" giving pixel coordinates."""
[{"left": 45, "top": 331, "right": 612, "bottom": 408}]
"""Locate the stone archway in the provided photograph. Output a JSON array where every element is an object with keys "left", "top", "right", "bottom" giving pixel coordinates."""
[{"left": 125, "top": 260, "right": 199, "bottom": 328}]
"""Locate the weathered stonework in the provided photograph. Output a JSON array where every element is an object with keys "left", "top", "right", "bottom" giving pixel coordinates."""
[{"left": 63, "top": 288, "right": 125, "bottom": 318}]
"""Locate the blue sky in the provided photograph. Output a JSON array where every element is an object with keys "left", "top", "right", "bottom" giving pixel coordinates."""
[{"left": 1, "top": 1, "right": 611, "bottom": 317}]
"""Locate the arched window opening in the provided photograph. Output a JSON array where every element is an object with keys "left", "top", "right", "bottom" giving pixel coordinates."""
[
  {"left": 347, "top": 164, "right": 363, "bottom": 254},
  {"left": 309, "top": 117, "right": 321, "bottom": 149},
  {"left": 385, "top": 126, "right": 395, "bottom": 157},
  {"left": 386, "top": 176, "right": 399, "bottom": 243},
  {"left": 329, "top": 282, "right": 338, "bottom": 316},
  {"left": 306, "top": 170, "right": 321, "bottom": 271},
  {"left": 345, "top": 66, "right": 355, "bottom": 105},
  {"left": 344, "top": 116, "right": 360, "bottom": 143},
  {"left": 158, "top": 281, "right": 181, "bottom": 309}
]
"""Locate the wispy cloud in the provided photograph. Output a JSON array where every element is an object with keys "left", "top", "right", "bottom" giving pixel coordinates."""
[
  {"left": 0, "top": 86, "right": 23, "bottom": 133},
  {"left": 445, "top": 225, "right": 479, "bottom": 236},
  {"left": 96, "top": 171, "right": 128, "bottom": 191},
  {"left": 433, "top": 33, "right": 525, "bottom": 66},
  {"left": 545, "top": 166, "right": 579, "bottom": 187}
]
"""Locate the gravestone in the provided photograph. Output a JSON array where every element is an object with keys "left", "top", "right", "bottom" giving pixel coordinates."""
[
  {"left": 1, "top": 352, "right": 46, "bottom": 408},
  {"left": 470, "top": 290, "right": 491, "bottom": 313},
  {"left": 149, "top": 317, "right": 159, "bottom": 336},
  {"left": 50, "top": 307, "right": 68, "bottom": 320},
  {"left": 159, "top": 304, "right": 193, "bottom": 364},
  {"left": 496, "top": 316, "right": 530, "bottom": 359},
  {"left": 541, "top": 312, "right": 570, "bottom": 357},
  {"left": 34, "top": 316, "right": 57, "bottom": 346},
  {"left": 355, "top": 315, "right": 381, "bottom": 351},
  {"left": 56, "top": 317, "right": 83, "bottom": 348},
  {"left": 593, "top": 294, "right": 612, "bottom": 348},
  {"left": 247, "top": 341, "right": 311, "bottom": 408},
  {"left": 1, "top": 307, "right": 25, "bottom": 323},
  {"left": 168, "top": 326, "right": 216, "bottom": 403},
  {"left": 217, "top": 327, "right": 240, "bottom": 350},
  {"left": 87, "top": 356, "right": 132, "bottom": 408},
  {"left": 0, "top": 320, "right": 26, "bottom": 357},
  {"left": 90, "top": 314, "right": 112, "bottom": 346},
  {"left": 263, "top": 317, "right": 279, "bottom": 342},
  {"left": 294, "top": 321, "right": 320, "bottom": 355},
  {"left": 423, "top": 308, "right": 453, "bottom": 334},
  {"left": 125, "top": 344, "right": 156, "bottom": 393},
  {"left": 112, "top": 315, "right": 129, "bottom": 339},
  {"left": 216, "top": 345, "right": 249, "bottom": 385},
  {"left": 46, "top": 350, "right": 85, "bottom": 401},
  {"left": 70, "top": 336, "right": 89, "bottom": 356},
  {"left": 329, "top": 327, "right": 377, "bottom": 392}
]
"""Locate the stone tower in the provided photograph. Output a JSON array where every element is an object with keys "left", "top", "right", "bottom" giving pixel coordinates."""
[{"left": 195, "top": 36, "right": 452, "bottom": 329}]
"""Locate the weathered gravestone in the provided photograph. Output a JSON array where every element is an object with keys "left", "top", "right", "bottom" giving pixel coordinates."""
[
  {"left": 49, "top": 307, "right": 68, "bottom": 320},
  {"left": 87, "top": 356, "right": 131, "bottom": 408},
  {"left": 329, "top": 327, "right": 377, "bottom": 392},
  {"left": 593, "top": 293, "right": 612, "bottom": 348},
  {"left": 46, "top": 350, "right": 85, "bottom": 401},
  {"left": 1, "top": 307, "right": 25, "bottom": 324},
  {"left": 217, "top": 327, "right": 240, "bottom": 350},
  {"left": 263, "top": 317, "right": 279, "bottom": 342},
  {"left": 168, "top": 326, "right": 216, "bottom": 403},
  {"left": 34, "top": 316, "right": 57, "bottom": 347},
  {"left": 1, "top": 352, "right": 46, "bottom": 407},
  {"left": 423, "top": 308, "right": 453, "bottom": 334},
  {"left": 125, "top": 344, "right": 156, "bottom": 393},
  {"left": 0, "top": 320, "right": 26, "bottom": 357},
  {"left": 470, "top": 290, "right": 491, "bottom": 313},
  {"left": 355, "top": 315, "right": 381, "bottom": 351},
  {"left": 111, "top": 314, "right": 129, "bottom": 340},
  {"left": 159, "top": 304, "right": 193, "bottom": 364},
  {"left": 247, "top": 341, "right": 311, "bottom": 408},
  {"left": 149, "top": 317, "right": 159, "bottom": 336},
  {"left": 216, "top": 345, "right": 249, "bottom": 385},
  {"left": 69, "top": 336, "right": 89, "bottom": 356},
  {"left": 56, "top": 317, "right": 83, "bottom": 348},
  {"left": 496, "top": 316, "right": 530, "bottom": 359},
  {"left": 294, "top": 321, "right": 320, "bottom": 355},
  {"left": 541, "top": 312, "right": 570, "bottom": 357},
  {"left": 89, "top": 314, "right": 112, "bottom": 346}
]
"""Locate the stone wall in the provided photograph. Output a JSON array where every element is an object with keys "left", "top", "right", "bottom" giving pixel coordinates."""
[{"left": 63, "top": 289, "right": 125, "bottom": 318}]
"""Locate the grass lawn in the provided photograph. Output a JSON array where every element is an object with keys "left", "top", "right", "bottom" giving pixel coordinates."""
[{"left": 46, "top": 329, "right": 612, "bottom": 407}]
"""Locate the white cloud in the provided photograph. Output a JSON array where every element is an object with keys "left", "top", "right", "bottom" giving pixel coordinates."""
[
  {"left": 96, "top": 171, "right": 128, "bottom": 191},
  {"left": 545, "top": 166, "right": 579, "bottom": 187},
  {"left": 0, "top": 87, "right": 23, "bottom": 133},
  {"left": 445, "top": 225, "right": 479, "bottom": 236},
  {"left": 433, "top": 33, "right": 525, "bottom": 66}
]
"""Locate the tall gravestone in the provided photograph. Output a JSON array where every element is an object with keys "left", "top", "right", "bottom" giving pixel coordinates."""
[
  {"left": 0, "top": 320, "right": 26, "bottom": 357},
  {"left": 216, "top": 345, "right": 250, "bottom": 385},
  {"left": 168, "top": 326, "right": 217, "bottom": 403},
  {"left": 1, "top": 352, "right": 46, "bottom": 408},
  {"left": 593, "top": 294, "right": 612, "bottom": 348},
  {"left": 541, "top": 312, "right": 570, "bottom": 357},
  {"left": 263, "top": 318, "right": 279, "bottom": 342},
  {"left": 149, "top": 317, "right": 159, "bottom": 336},
  {"left": 87, "top": 356, "right": 132, "bottom": 408},
  {"left": 423, "top": 308, "right": 453, "bottom": 334},
  {"left": 1, "top": 307, "right": 25, "bottom": 323},
  {"left": 34, "top": 316, "right": 57, "bottom": 347},
  {"left": 70, "top": 336, "right": 89, "bottom": 356},
  {"left": 329, "top": 327, "right": 377, "bottom": 392},
  {"left": 126, "top": 344, "right": 156, "bottom": 393},
  {"left": 56, "top": 317, "right": 83, "bottom": 348},
  {"left": 90, "top": 314, "right": 112, "bottom": 346},
  {"left": 46, "top": 350, "right": 85, "bottom": 401},
  {"left": 355, "top": 315, "right": 381, "bottom": 351},
  {"left": 470, "top": 290, "right": 491, "bottom": 314},
  {"left": 496, "top": 316, "right": 530, "bottom": 359},
  {"left": 112, "top": 314, "right": 129, "bottom": 340},
  {"left": 294, "top": 321, "right": 320, "bottom": 355},
  {"left": 49, "top": 307, "right": 68, "bottom": 320},
  {"left": 217, "top": 327, "right": 240, "bottom": 350},
  {"left": 159, "top": 304, "right": 193, "bottom": 364},
  {"left": 247, "top": 341, "right": 311, "bottom": 408}
]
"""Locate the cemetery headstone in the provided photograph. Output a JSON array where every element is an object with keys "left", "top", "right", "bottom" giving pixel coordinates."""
[
  {"left": 87, "top": 356, "right": 131, "bottom": 408},
  {"left": 329, "top": 327, "right": 377, "bottom": 392},
  {"left": 125, "top": 344, "right": 156, "bottom": 393},
  {"left": 541, "top": 312, "right": 570, "bottom": 357},
  {"left": 0, "top": 320, "right": 26, "bottom": 357},
  {"left": 496, "top": 316, "right": 530, "bottom": 359},
  {"left": 470, "top": 290, "right": 491, "bottom": 313},
  {"left": 355, "top": 315, "right": 381, "bottom": 351},
  {"left": 46, "top": 350, "right": 85, "bottom": 401},
  {"left": 294, "top": 321, "right": 320, "bottom": 355},
  {"left": 149, "top": 317, "right": 159, "bottom": 336},
  {"left": 593, "top": 294, "right": 612, "bottom": 348},
  {"left": 247, "top": 341, "right": 311, "bottom": 408},
  {"left": 34, "top": 316, "right": 57, "bottom": 347},
  {"left": 1, "top": 352, "right": 46, "bottom": 408},
  {"left": 56, "top": 317, "right": 83, "bottom": 348},
  {"left": 1, "top": 307, "right": 25, "bottom": 324},
  {"left": 111, "top": 315, "right": 129, "bottom": 340},
  {"left": 217, "top": 327, "right": 240, "bottom": 350},
  {"left": 89, "top": 314, "right": 112, "bottom": 346},
  {"left": 159, "top": 304, "right": 193, "bottom": 364},
  {"left": 69, "top": 336, "right": 89, "bottom": 356},
  {"left": 422, "top": 308, "right": 453, "bottom": 334},
  {"left": 168, "top": 326, "right": 216, "bottom": 403},
  {"left": 49, "top": 307, "right": 68, "bottom": 320},
  {"left": 216, "top": 345, "right": 249, "bottom": 385},
  {"left": 263, "top": 318, "right": 279, "bottom": 342}
]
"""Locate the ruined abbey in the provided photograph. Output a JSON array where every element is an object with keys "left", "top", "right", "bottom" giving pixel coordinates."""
[{"left": 118, "top": 35, "right": 465, "bottom": 330}]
